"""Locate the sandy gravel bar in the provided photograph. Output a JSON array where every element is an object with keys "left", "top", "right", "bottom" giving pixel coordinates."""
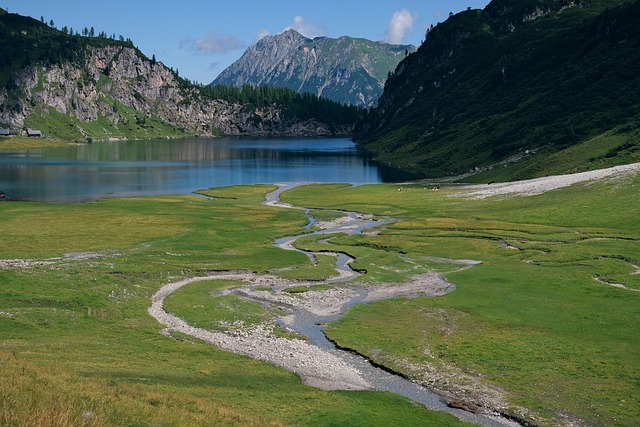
[
  {"left": 149, "top": 274, "right": 372, "bottom": 390},
  {"left": 460, "top": 162, "right": 640, "bottom": 198}
]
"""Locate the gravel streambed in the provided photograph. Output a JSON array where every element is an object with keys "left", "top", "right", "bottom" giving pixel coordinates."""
[{"left": 148, "top": 183, "right": 523, "bottom": 426}]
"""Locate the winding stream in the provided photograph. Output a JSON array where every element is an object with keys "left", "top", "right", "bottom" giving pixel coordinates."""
[{"left": 149, "top": 184, "right": 518, "bottom": 427}]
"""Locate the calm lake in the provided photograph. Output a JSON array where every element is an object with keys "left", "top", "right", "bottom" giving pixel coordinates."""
[{"left": 0, "top": 137, "right": 415, "bottom": 202}]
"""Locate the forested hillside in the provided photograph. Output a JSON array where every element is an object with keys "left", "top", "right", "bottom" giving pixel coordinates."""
[
  {"left": 0, "top": 8, "right": 135, "bottom": 88},
  {"left": 204, "top": 85, "right": 362, "bottom": 130},
  {"left": 354, "top": 0, "right": 640, "bottom": 181}
]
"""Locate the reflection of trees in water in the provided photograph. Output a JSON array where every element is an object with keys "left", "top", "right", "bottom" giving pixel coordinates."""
[{"left": 0, "top": 138, "right": 417, "bottom": 202}]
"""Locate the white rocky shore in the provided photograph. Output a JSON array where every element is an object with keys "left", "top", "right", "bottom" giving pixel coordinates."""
[{"left": 460, "top": 162, "right": 640, "bottom": 199}]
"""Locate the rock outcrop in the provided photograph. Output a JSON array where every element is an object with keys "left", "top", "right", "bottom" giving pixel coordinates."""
[{"left": 0, "top": 45, "right": 348, "bottom": 139}]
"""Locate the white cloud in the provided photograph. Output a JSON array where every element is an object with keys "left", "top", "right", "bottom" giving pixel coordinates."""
[
  {"left": 284, "top": 16, "right": 325, "bottom": 38},
  {"left": 180, "top": 32, "right": 245, "bottom": 54},
  {"left": 385, "top": 9, "right": 415, "bottom": 44},
  {"left": 256, "top": 29, "right": 271, "bottom": 42}
]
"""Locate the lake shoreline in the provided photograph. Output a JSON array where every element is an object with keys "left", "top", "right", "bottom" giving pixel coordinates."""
[{"left": 0, "top": 137, "right": 413, "bottom": 203}]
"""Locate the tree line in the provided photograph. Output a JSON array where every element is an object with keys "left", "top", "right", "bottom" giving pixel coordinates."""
[
  {"left": 39, "top": 15, "right": 133, "bottom": 44},
  {"left": 202, "top": 84, "right": 363, "bottom": 127}
]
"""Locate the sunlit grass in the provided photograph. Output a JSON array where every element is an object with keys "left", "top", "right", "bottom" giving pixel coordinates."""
[
  {"left": 273, "top": 253, "right": 341, "bottom": 281},
  {"left": 284, "top": 176, "right": 640, "bottom": 426},
  {"left": 0, "top": 185, "right": 467, "bottom": 426},
  {"left": 164, "top": 279, "right": 270, "bottom": 331},
  {"left": 0, "top": 137, "right": 70, "bottom": 151},
  {"left": 0, "top": 352, "right": 271, "bottom": 427},
  {"left": 2, "top": 175, "right": 638, "bottom": 425}
]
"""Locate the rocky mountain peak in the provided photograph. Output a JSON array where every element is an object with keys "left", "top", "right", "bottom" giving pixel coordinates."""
[{"left": 213, "top": 31, "right": 415, "bottom": 107}]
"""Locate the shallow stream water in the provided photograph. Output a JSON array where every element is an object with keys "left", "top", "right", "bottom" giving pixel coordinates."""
[
  {"left": 142, "top": 176, "right": 521, "bottom": 426},
  {"left": 262, "top": 185, "right": 516, "bottom": 427},
  {"left": 149, "top": 184, "right": 518, "bottom": 426}
]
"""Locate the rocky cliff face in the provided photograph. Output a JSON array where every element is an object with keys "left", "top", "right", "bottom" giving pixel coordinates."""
[
  {"left": 484, "top": 0, "right": 581, "bottom": 33},
  {"left": 213, "top": 29, "right": 415, "bottom": 107},
  {"left": 0, "top": 45, "right": 346, "bottom": 139}
]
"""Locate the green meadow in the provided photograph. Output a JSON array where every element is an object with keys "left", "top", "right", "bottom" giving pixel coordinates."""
[
  {"left": 0, "top": 185, "right": 464, "bottom": 427},
  {"left": 0, "top": 137, "right": 70, "bottom": 151},
  {"left": 282, "top": 177, "right": 640, "bottom": 426},
  {"left": 1, "top": 173, "right": 639, "bottom": 426}
]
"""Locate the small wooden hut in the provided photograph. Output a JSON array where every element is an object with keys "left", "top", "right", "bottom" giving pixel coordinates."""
[{"left": 26, "top": 129, "right": 42, "bottom": 138}]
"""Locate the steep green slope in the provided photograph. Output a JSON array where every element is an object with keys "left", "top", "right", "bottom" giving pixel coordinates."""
[{"left": 354, "top": 0, "right": 640, "bottom": 181}]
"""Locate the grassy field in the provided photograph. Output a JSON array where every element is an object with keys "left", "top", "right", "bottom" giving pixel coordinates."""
[
  {"left": 23, "top": 103, "right": 194, "bottom": 144},
  {"left": 281, "top": 176, "right": 640, "bottom": 426},
  {"left": 1, "top": 174, "right": 638, "bottom": 425},
  {"left": 0, "top": 185, "right": 466, "bottom": 426},
  {"left": 0, "top": 137, "right": 70, "bottom": 151}
]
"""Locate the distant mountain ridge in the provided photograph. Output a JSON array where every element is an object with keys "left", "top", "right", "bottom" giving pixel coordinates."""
[
  {"left": 0, "top": 10, "right": 357, "bottom": 141},
  {"left": 213, "top": 30, "right": 416, "bottom": 107},
  {"left": 354, "top": 0, "right": 640, "bottom": 181}
]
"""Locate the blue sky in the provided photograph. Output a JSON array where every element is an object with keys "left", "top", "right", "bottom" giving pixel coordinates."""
[{"left": 3, "top": 1, "right": 491, "bottom": 84}]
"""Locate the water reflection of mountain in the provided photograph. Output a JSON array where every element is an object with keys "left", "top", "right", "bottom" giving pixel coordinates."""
[{"left": 0, "top": 138, "right": 417, "bottom": 202}]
